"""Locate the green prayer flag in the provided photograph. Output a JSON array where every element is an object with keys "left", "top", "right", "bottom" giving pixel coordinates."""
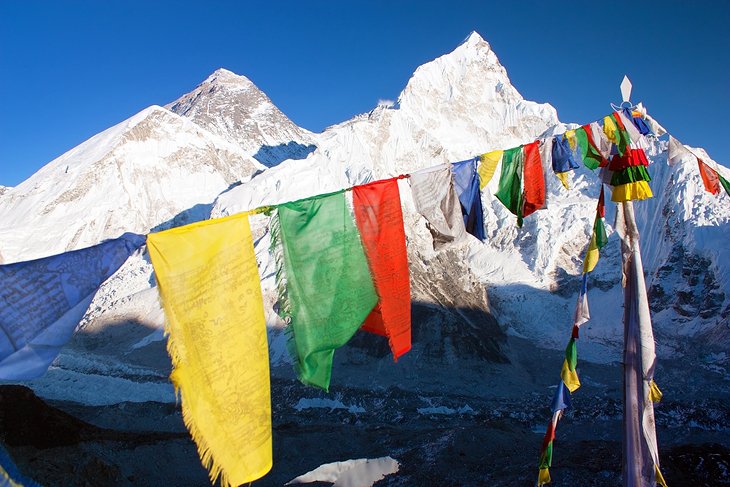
[
  {"left": 720, "top": 174, "right": 730, "bottom": 197},
  {"left": 495, "top": 146, "right": 525, "bottom": 226},
  {"left": 273, "top": 191, "right": 378, "bottom": 390},
  {"left": 610, "top": 166, "right": 651, "bottom": 186},
  {"left": 539, "top": 441, "right": 553, "bottom": 468},
  {"left": 575, "top": 127, "right": 602, "bottom": 170},
  {"left": 594, "top": 216, "right": 608, "bottom": 250},
  {"left": 565, "top": 338, "right": 577, "bottom": 371},
  {"left": 613, "top": 113, "right": 631, "bottom": 156}
]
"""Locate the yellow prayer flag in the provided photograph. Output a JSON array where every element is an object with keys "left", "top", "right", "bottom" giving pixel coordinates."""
[
  {"left": 649, "top": 380, "right": 663, "bottom": 403},
  {"left": 478, "top": 150, "right": 503, "bottom": 189},
  {"left": 583, "top": 234, "right": 600, "bottom": 274},
  {"left": 611, "top": 181, "right": 653, "bottom": 202},
  {"left": 538, "top": 467, "right": 551, "bottom": 485},
  {"left": 560, "top": 359, "right": 581, "bottom": 393},
  {"left": 556, "top": 172, "right": 570, "bottom": 190},
  {"left": 656, "top": 465, "right": 668, "bottom": 487},
  {"left": 147, "top": 213, "right": 272, "bottom": 487},
  {"left": 565, "top": 129, "right": 577, "bottom": 150},
  {"left": 603, "top": 116, "right": 619, "bottom": 144}
]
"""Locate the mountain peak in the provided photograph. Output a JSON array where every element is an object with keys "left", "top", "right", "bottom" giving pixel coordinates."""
[
  {"left": 461, "top": 31, "right": 488, "bottom": 48},
  {"left": 202, "top": 68, "right": 255, "bottom": 89}
]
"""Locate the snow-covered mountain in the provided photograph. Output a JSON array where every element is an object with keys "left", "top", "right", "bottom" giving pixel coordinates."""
[
  {"left": 166, "top": 68, "right": 317, "bottom": 167},
  {"left": 2, "top": 31, "right": 728, "bottom": 405},
  {"left": 3, "top": 30, "right": 730, "bottom": 487},
  {"left": 0, "top": 105, "right": 264, "bottom": 262},
  {"left": 0, "top": 185, "right": 9, "bottom": 197}
]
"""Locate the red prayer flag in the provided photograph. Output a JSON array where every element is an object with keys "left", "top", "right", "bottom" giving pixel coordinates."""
[
  {"left": 697, "top": 159, "right": 721, "bottom": 195},
  {"left": 541, "top": 420, "right": 556, "bottom": 451},
  {"left": 597, "top": 185, "right": 605, "bottom": 218},
  {"left": 608, "top": 148, "right": 649, "bottom": 171},
  {"left": 353, "top": 178, "right": 412, "bottom": 360},
  {"left": 522, "top": 141, "right": 546, "bottom": 218}
]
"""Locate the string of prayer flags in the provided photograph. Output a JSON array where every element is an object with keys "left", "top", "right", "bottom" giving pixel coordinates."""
[
  {"left": 272, "top": 191, "right": 378, "bottom": 390},
  {"left": 538, "top": 181, "right": 606, "bottom": 485},
  {"left": 452, "top": 158, "right": 487, "bottom": 240},
  {"left": 537, "top": 381, "right": 572, "bottom": 486},
  {"left": 147, "top": 214, "right": 272, "bottom": 487},
  {"left": 410, "top": 164, "right": 468, "bottom": 249},
  {"left": 353, "top": 178, "right": 412, "bottom": 361},
  {"left": 0, "top": 233, "right": 144, "bottom": 380},
  {"left": 477, "top": 150, "right": 503, "bottom": 189}
]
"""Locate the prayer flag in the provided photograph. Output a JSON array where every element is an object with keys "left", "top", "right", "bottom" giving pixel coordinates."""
[
  {"left": 147, "top": 214, "right": 272, "bottom": 487},
  {"left": 452, "top": 158, "right": 487, "bottom": 240},
  {"left": 611, "top": 180, "right": 653, "bottom": 203},
  {"left": 617, "top": 109, "right": 643, "bottom": 144},
  {"left": 0, "top": 233, "right": 144, "bottom": 380},
  {"left": 608, "top": 148, "right": 649, "bottom": 172},
  {"left": 495, "top": 146, "right": 525, "bottom": 226},
  {"left": 560, "top": 357, "right": 580, "bottom": 393},
  {"left": 551, "top": 381, "right": 572, "bottom": 413},
  {"left": 551, "top": 135, "right": 580, "bottom": 173},
  {"left": 539, "top": 138, "right": 556, "bottom": 202},
  {"left": 720, "top": 174, "right": 730, "bottom": 197},
  {"left": 477, "top": 150, "right": 503, "bottom": 189},
  {"left": 576, "top": 125, "right": 604, "bottom": 170},
  {"left": 410, "top": 165, "right": 468, "bottom": 249},
  {"left": 353, "top": 178, "right": 412, "bottom": 360},
  {"left": 273, "top": 191, "right": 378, "bottom": 390},
  {"left": 0, "top": 444, "right": 41, "bottom": 487},
  {"left": 522, "top": 141, "right": 546, "bottom": 218},
  {"left": 555, "top": 172, "right": 570, "bottom": 190},
  {"left": 603, "top": 113, "right": 630, "bottom": 156},
  {"left": 573, "top": 274, "right": 590, "bottom": 328},
  {"left": 625, "top": 108, "right": 652, "bottom": 135},
  {"left": 697, "top": 158, "right": 721, "bottom": 195},
  {"left": 610, "top": 166, "right": 651, "bottom": 186},
  {"left": 667, "top": 136, "right": 688, "bottom": 166}
]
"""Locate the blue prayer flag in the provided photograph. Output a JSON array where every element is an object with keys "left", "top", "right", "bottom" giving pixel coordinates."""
[
  {"left": 0, "top": 233, "right": 144, "bottom": 380},
  {"left": 451, "top": 158, "right": 486, "bottom": 241}
]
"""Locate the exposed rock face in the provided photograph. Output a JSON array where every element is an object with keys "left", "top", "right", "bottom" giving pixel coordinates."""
[{"left": 166, "top": 68, "right": 317, "bottom": 167}]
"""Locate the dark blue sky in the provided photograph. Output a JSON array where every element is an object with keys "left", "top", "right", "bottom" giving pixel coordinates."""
[{"left": 1, "top": 0, "right": 728, "bottom": 186}]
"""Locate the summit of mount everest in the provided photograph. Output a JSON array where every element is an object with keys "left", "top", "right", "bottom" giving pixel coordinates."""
[{"left": 1, "top": 31, "right": 729, "bottom": 486}]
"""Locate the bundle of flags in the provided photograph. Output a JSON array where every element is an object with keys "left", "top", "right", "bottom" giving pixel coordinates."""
[{"left": 1, "top": 104, "right": 726, "bottom": 486}]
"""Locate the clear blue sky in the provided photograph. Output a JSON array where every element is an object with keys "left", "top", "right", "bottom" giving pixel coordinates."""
[{"left": 1, "top": 0, "right": 728, "bottom": 187}]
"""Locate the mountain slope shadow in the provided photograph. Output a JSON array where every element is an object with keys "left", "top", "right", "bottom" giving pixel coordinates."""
[{"left": 252, "top": 141, "right": 317, "bottom": 168}]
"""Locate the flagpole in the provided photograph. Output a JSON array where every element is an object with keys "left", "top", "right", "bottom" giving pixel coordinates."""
[{"left": 619, "top": 200, "right": 662, "bottom": 487}]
